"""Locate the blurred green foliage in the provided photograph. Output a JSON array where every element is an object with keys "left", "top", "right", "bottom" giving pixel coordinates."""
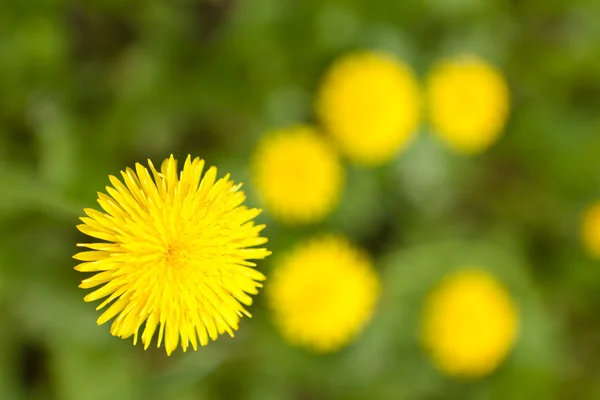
[{"left": 1, "top": 0, "right": 600, "bottom": 399}]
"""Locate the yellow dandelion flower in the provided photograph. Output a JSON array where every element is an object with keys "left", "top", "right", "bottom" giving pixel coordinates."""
[
  {"left": 251, "top": 126, "right": 344, "bottom": 224},
  {"left": 421, "top": 268, "right": 518, "bottom": 378},
  {"left": 426, "top": 55, "right": 510, "bottom": 154},
  {"left": 581, "top": 201, "right": 600, "bottom": 258},
  {"left": 316, "top": 51, "right": 421, "bottom": 166},
  {"left": 73, "top": 155, "right": 271, "bottom": 355},
  {"left": 268, "top": 235, "right": 380, "bottom": 352}
]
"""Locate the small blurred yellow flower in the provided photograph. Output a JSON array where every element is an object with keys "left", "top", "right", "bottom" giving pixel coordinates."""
[
  {"left": 252, "top": 126, "right": 344, "bottom": 224},
  {"left": 268, "top": 235, "right": 380, "bottom": 352},
  {"left": 421, "top": 268, "right": 518, "bottom": 378},
  {"left": 426, "top": 55, "right": 510, "bottom": 154},
  {"left": 74, "top": 155, "right": 271, "bottom": 355},
  {"left": 316, "top": 51, "right": 421, "bottom": 166},
  {"left": 581, "top": 201, "right": 600, "bottom": 258}
]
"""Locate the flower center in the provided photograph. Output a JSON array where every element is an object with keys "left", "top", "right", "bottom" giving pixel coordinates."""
[{"left": 164, "top": 241, "right": 189, "bottom": 268}]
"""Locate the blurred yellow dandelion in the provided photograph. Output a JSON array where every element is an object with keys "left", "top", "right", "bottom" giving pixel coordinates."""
[
  {"left": 581, "top": 201, "right": 600, "bottom": 258},
  {"left": 252, "top": 126, "right": 344, "bottom": 224},
  {"left": 421, "top": 268, "right": 518, "bottom": 378},
  {"left": 426, "top": 55, "right": 510, "bottom": 154},
  {"left": 268, "top": 235, "right": 380, "bottom": 352},
  {"left": 73, "top": 155, "right": 271, "bottom": 355},
  {"left": 316, "top": 51, "right": 421, "bottom": 166}
]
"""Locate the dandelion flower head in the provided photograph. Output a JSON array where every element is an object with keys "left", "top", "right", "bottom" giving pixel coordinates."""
[
  {"left": 252, "top": 126, "right": 344, "bottom": 225},
  {"left": 426, "top": 55, "right": 510, "bottom": 154},
  {"left": 268, "top": 235, "right": 380, "bottom": 352},
  {"left": 581, "top": 201, "right": 600, "bottom": 259},
  {"left": 421, "top": 267, "right": 518, "bottom": 378},
  {"left": 74, "top": 155, "right": 271, "bottom": 355},
  {"left": 316, "top": 51, "right": 421, "bottom": 166}
]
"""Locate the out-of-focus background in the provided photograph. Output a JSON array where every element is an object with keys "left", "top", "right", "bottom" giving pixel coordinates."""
[{"left": 2, "top": 0, "right": 600, "bottom": 399}]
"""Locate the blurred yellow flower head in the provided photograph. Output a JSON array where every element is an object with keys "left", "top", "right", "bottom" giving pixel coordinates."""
[
  {"left": 421, "top": 268, "right": 518, "bottom": 378},
  {"left": 74, "top": 155, "right": 271, "bottom": 355},
  {"left": 426, "top": 55, "right": 510, "bottom": 154},
  {"left": 268, "top": 235, "right": 380, "bottom": 352},
  {"left": 252, "top": 126, "right": 344, "bottom": 224},
  {"left": 581, "top": 201, "right": 600, "bottom": 258},
  {"left": 316, "top": 51, "right": 421, "bottom": 166}
]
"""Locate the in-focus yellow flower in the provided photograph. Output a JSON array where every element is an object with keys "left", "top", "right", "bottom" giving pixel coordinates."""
[
  {"left": 426, "top": 55, "right": 510, "bottom": 154},
  {"left": 581, "top": 201, "right": 600, "bottom": 258},
  {"left": 421, "top": 268, "right": 518, "bottom": 378},
  {"left": 268, "top": 235, "right": 380, "bottom": 352},
  {"left": 74, "top": 155, "right": 271, "bottom": 355},
  {"left": 316, "top": 51, "right": 421, "bottom": 166},
  {"left": 252, "top": 126, "right": 344, "bottom": 224}
]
